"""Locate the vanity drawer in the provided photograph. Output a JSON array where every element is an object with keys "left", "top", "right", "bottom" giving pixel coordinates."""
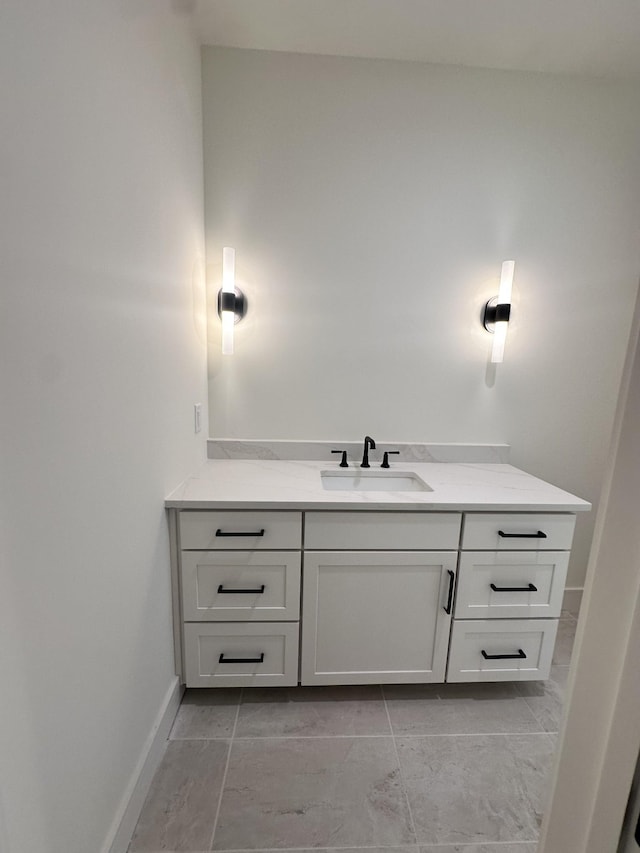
[
  {"left": 455, "top": 551, "right": 569, "bottom": 619},
  {"left": 446, "top": 618, "right": 558, "bottom": 682},
  {"left": 461, "top": 513, "right": 576, "bottom": 551},
  {"left": 304, "top": 512, "right": 461, "bottom": 550},
  {"left": 183, "top": 622, "right": 299, "bottom": 687},
  {"left": 179, "top": 511, "right": 302, "bottom": 550},
  {"left": 181, "top": 551, "right": 301, "bottom": 621}
]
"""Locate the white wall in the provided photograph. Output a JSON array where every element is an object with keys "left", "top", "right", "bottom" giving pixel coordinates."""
[
  {"left": 0, "top": 3, "right": 207, "bottom": 852},
  {"left": 203, "top": 47, "right": 640, "bottom": 587}
]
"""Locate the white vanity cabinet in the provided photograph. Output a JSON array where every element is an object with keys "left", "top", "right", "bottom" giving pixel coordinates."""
[
  {"left": 446, "top": 512, "right": 576, "bottom": 682},
  {"left": 169, "top": 505, "right": 578, "bottom": 688},
  {"left": 177, "top": 510, "right": 302, "bottom": 687},
  {"left": 300, "top": 512, "right": 461, "bottom": 685}
]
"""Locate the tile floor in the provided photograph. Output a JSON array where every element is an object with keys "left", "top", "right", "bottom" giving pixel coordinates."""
[{"left": 128, "top": 615, "right": 577, "bottom": 853}]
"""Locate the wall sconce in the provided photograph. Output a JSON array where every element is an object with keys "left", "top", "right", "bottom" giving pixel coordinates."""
[
  {"left": 217, "top": 247, "right": 247, "bottom": 355},
  {"left": 483, "top": 260, "right": 514, "bottom": 363}
]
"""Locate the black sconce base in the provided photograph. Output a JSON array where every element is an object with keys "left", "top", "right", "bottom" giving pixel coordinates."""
[
  {"left": 483, "top": 297, "right": 511, "bottom": 331},
  {"left": 217, "top": 287, "right": 247, "bottom": 323}
]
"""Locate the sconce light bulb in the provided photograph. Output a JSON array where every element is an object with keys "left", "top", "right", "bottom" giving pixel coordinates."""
[
  {"left": 491, "top": 321, "right": 508, "bottom": 363},
  {"left": 490, "top": 260, "right": 514, "bottom": 363},
  {"left": 498, "top": 259, "right": 514, "bottom": 304},
  {"left": 221, "top": 310, "right": 235, "bottom": 355},
  {"left": 222, "top": 246, "right": 235, "bottom": 294},
  {"left": 222, "top": 246, "right": 236, "bottom": 355}
]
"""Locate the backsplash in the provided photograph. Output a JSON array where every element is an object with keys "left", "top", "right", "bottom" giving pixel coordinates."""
[{"left": 207, "top": 440, "right": 510, "bottom": 464}]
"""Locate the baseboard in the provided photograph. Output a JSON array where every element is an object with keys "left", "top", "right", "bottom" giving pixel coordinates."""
[
  {"left": 103, "top": 677, "right": 184, "bottom": 853},
  {"left": 562, "top": 587, "right": 583, "bottom": 617}
]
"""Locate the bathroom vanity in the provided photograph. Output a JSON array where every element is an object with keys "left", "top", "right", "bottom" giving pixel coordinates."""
[{"left": 166, "top": 444, "right": 590, "bottom": 688}]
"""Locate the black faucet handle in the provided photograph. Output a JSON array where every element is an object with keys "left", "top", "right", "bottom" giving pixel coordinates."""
[
  {"left": 331, "top": 449, "right": 348, "bottom": 468},
  {"left": 381, "top": 451, "right": 400, "bottom": 468}
]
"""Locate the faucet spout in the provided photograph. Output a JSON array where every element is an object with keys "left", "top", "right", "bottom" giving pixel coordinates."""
[{"left": 361, "top": 435, "right": 376, "bottom": 468}]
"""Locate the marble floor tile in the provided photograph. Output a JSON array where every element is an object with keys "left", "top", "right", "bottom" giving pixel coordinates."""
[
  {"left": 170, "top": 689, "right": 241, "bottom": 739},
  {"left": 515, "top": 666, "right": 570, "bottom": 733},
  {"left": 420, "top": 844, "right": 537, "bottom": 852},
  {"left": 552, "top": 619, "right": 577, "bottom": 665},
  {"left": 129, "top": 739, "right": 229, "bottom": 852},
  {"left": 397, "top": 734, "right": 554, "bottom": 845},
  {"left": 213, "top": 736, "right": 415, "bottom": 850},
  {"left": 560, "top": 609, "right": 578, "bottom": 621},
  {"left": 235, "top": 685, "right": 391, "bottom": 737},
  {"left": 384, "top": 683, "right": 542, "bottom": 736}
]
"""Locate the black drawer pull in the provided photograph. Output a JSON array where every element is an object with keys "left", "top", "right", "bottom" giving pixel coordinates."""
[
  {"left": 218, "top": 653, "right": 265, "bottom": 664},
  {"left": 498, "top": 530, "right": 547, "bottom": 539},
  {"left": 444, "top": 569, "right": 455, "bottom": 614},
  {"left": 217, "top": 584, "right": 265, "bottom": 594},
  {"left": 490, "top": 583, "right": 538, "bottom": 593},
  {"left": 215, "top": 528, "right": 265, "bottom": 537},
  {"left": 481, "top": 649, "right": 527, "bottom": 660}
]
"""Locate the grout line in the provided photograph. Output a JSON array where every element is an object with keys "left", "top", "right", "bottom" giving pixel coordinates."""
[
  {"left": 208, "top": 688, "right": 243, "bottom": 852},
  {"left": 209, "top": 845, "right": 421, "bottom": 852},
  {"left": 417, "top": 844, "right": 539, "bottom": 849},
  {"left": 201, "top": 838, "right": 538, "bottom": 853},
  {"left": 381, "top": 684, "right": 418, "bottom": 846},
  {"left": 222, "top": 730, "right": 553, "bottom": 740},
  {"left": 165, "top": 729, "right": 555, "bottom": 740},
  {"left": 208, "top": 842, "right": 539, "bottom": 851},
  {"left": 391, "top": 730, "right": 552, "bottom": 739},
  {"left": 169, "top": 736, "right": 236, "bottom": 741}
]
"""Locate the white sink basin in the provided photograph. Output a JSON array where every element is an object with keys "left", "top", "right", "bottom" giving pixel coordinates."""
[{"left": 320, "top": 470, "right": 432, "bottom": 492}]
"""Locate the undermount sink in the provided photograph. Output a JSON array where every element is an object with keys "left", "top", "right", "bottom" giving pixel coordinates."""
[{"left": 320, "top": 470, "right": 433, "bottom": 492}]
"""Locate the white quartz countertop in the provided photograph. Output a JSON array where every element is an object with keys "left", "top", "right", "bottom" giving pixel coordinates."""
[{"left": 165, "top": 459, "right": 591, "bottom": 512}]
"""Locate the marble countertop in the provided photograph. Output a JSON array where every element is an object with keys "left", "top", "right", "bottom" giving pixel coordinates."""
[{"left": 165, "top": 459, "right": 591, "bottom": 512}]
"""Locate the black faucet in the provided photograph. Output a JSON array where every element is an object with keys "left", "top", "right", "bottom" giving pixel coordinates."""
[{"left": 360, "top": 435, "right": 376, "bottom": 468}]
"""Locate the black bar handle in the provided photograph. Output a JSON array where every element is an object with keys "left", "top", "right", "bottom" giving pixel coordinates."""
[
  {"left": 218, "top": 653, "right": 265, "bottom": 664},
  {"left": 215, "top": 529, "right": 265, "bottom": 537},
  {"left": 217, "top": 584, "right": 265, "bottom": 594},
  {"left": 498, "top": 530, "right": 547, "bottom": 539},
  {"left": 444, "top": 569, "right": 455, "bottom": 614},
  {"left": 490, "top": 583, "right": 538, "bottom": 593},
  {"left": 481, "top": 649, "right": 527, "bottom": 660}
]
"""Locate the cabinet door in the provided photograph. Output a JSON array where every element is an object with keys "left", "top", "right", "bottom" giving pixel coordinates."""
[{"left": 301, "top": 551, "right": 456, "bottom": 685}]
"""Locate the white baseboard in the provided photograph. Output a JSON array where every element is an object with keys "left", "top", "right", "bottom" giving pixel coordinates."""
[
  {"left": 103, "top": 677, "right": 184, "bottom": 853},
  {"left": 562, "top": 587, "right": 584, "bottom": 617}
]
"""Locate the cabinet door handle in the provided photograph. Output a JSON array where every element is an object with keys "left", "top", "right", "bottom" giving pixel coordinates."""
[
  {"left": 217, "top": 584, "right": 265, "bottom": 594},
  {"left": 490, "top": 583, "right": 538, "bottom": 592},
  {"left": 218, "top": 653, "right": 265, "bottom": 664},
  {"left": 443, "top": 569, "right": 455, "bottom": 614},
  {"left": 498, "top": 530, "right": 547, "bottom": 539},
  {"left": 481, "top": 649, "right": 527, "bottom": 660},
  {"left": 215, "top": 528, "right": 265, "bottom": 537}
]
